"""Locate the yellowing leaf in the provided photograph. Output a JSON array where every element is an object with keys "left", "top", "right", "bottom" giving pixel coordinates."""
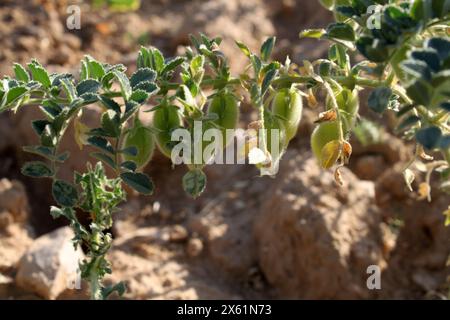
[
  {"left": 418, "top": 182, "right": 431, "bottom": 202},
  {"left": 320, "top": 140, "right": 341, "bottom": 169},
  {"left": 315, "top": 109, "right": 337, "bottom": 123},
  {"left": 443, "top": 206, "right": 450, "bottom": 227},
  {"left": 74, "top": 119, "right": 90, "bottom": 150},
  {"left": 342, "top": 141, "right": 352, "bottom": 162}
]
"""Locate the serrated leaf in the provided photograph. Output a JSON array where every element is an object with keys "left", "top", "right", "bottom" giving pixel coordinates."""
[
  {"left": 411, "top": 49, "right": 441, "bottom": 73},
  {"left": 60, "top": 78, "right": 77, "bottom": 102},
  {"left": 21, "top": 161, "right": 54, "bottom": 178},
  {"left": 87, "top": 136, "right": 115, "bottom": 154},
  {"left": 406, "top": 79, "right": 433, "bottom": 106},
  {"left": 133, "top": 81, "right": 159, "bottom": 95},
  {"left": 52, "top": 180, "right": 78, "bottom": 207},
  {"left": 328, "top": 43, "right": 348, "bottom": 68},
  {"left": 427, "top": 38, "right": 450, "bottom": 61},
  {"left": 120, "top": 172, "right": 154, "bottom": 195},
  {"left": 99, "top": 95, "right": 121, "bottom": 113},
  {"left": 326, "top": 22, "right": 355, "bottom": 42},
  {"left": 416, "top": 126, "right": 442, "bottom": 150},
  {"left": 235, "top": 41, "right": 251, "bottom": 57},
  {"left": 28, "top": 63, "right": 51, "bottom": 88},
  {"left": 161, "top": 57, "right": 184, "bottom": 75},
  {"left": 80, "top": 60, "right": 89, "bottom": 80},
  {"left": 182, "top": 169, "right": 207, "bottom": 198},
  {"left": 122, "top": 101, "right": 139, "bottom": 123},
  {"left": 151, "top": 47, "right": 165, "bottom": 72},
  {"left": 101, "top": 110, "right": 120, "bottom": 137},
  {"left": 137, "top": 47, "right": 150, "bottom": 69},
  {"left": 130, "top": 89, "right": 149, "bottom": 104},
  {"left": 31, "top": 120, "right": 51, "bottom": 136},
  {"left": 260, "top": 37, "right": 276, "bottom": 62},
  {"left": 401, "top": 60, "right": 432, "bottom": 80},
  {"left": 112, "top": 70, "right": 132, "bottom": 101},
  {"left": 320, "top": 140, "right": 342, "bottom": 169},
  {"left": 76, "top": 79, "right": 101, "bottom": 96},
  {"left": 51, "top": 73, "right": 72, "bottom": 87},
  {"left": 250, "top": 54, "right": 262, "bottom": 76},
  {"left": 13, "top": 63, "right": 30, "bottom": 82},
  {"left": 90, "top": 152, "right": 116, "bottom": 170},
  {"left": 120, "top": 161, "right": 137, "bottom": 172},
  {"left": 85, "top": 56, "right": 105, "bottom": 80},
  {"left": 22, "top": 145, "right": 54, "bottom": 159},
  {"left": 368, "top": 87, "right": 392, "bottom": 113},
  {"left": 261, "top": 69, "right": 278, "bottom": 96},
  {"left": 6, "top": 86, "right": 27, "bottom": 105},
  {"left": 40, "top": 124, "right": 56, "bottom": 147},
  {"left": 80, "top": 93, "right": 99, "bottom": 104},
  {"left": 130, "top": 68, "right": 156, "bottom": 89}
]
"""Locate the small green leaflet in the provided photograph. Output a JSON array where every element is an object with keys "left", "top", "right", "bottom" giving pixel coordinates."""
[
  {"left": 182, "top": 169, "right": 207, "bottom": 198},
  {"left": 120, "top": 172, "right": 154, "bottom": 195},
  {"left": 52, "top": 180, "right": 79, "bottom": 207}
]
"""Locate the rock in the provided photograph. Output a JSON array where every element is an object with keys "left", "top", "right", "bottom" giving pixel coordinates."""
[
  {"left": 188, "top": 204, "right": 256, "bottom": 277},
  {"left": 352, "top": 133, "right": 410, "bottom": 164},
  {"left": 254, "top": 151, "right": 386, "bottom": 299},
  {"left": 48, "top": 45, "right": 72, "bottom": 65},
  {"left": 377, "top": 173, "right": 450, "bottom": 298},
  {"left": 169, "top": 225, "right": 189, "bottom": 243},
  {"left": 0, "top": 274, "right": 14, "bottom": 297},
  {"left": 0, "top": 224, "right": 33, "bottom": 273},
  {"left": 186, "top": 237, "right": 204, "bottom": 258},
  {"left": 0, "top": 178, "right": 32, "bottom": 273},
  {"left": 0, "top": 178, "right": 29, "bottom": 226},
  {"left": 16, "top": 227, "right": 84, "bottom": 300},
  {"left": 375, "top": 163, "right": 414, "bottom": 208},
  {"left": 14, "top": 36, "right": 36, "bottom": 51},
  {"left": 354, "top": 155, "right": 387, "bottom": 181}
]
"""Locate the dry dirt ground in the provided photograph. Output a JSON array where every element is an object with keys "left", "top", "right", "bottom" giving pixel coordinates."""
[{"left": 0, "top": 0, "right": 449, "bottom": 300}]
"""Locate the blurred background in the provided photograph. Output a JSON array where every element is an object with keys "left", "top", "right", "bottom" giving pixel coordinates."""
[{"left": 0, "top": 0, "right": 448, "bottom": 300}]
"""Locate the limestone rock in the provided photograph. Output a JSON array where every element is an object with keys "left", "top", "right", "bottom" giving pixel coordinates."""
[
  {"left": 0, "top": 178, "right": 32, "bottom": 273},
  {"left": 16, "top": 227, "right": 84, "bottom": 300},
  {"left": 254, "top": 152, "right": 386, "bottom": 299},
  {"left": 0, "top": 178, "right": 29, "bottom": 227}
]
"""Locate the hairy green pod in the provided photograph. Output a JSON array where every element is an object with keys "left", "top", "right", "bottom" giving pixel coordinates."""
[
  {"left": 153, "top": 105, "right": 183, "bottom": 158},
  {"left": 310, "top": 121, "right": 340, "bottom": 165},
  {"left": 272, "top": 88, "right": 303, "bottom": 142},
  {"left": 207, "top": 92, "right": 240, "bottom": 147},
  {"left": 122, "top": 119, "right": 155, "bottom": 170}
]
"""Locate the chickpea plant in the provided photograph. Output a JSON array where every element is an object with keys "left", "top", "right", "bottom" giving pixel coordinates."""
[{"left": 0, "top": 0, "right": 449, "bottom": 299}]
